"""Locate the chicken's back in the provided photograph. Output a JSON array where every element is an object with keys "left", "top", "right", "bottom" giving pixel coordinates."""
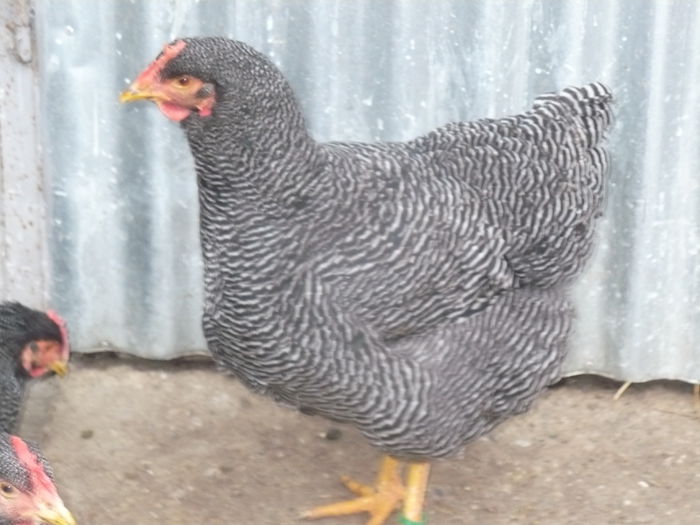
[
  {"left": 407, "top": 82, "right": 613, "bottom": 287},
  {"left": 314, "top": 83, "right": 612, "bottom": 343}
]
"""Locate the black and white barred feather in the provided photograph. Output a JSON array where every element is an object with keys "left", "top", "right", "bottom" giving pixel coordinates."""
[
  {"left": 0, "top": 432, "right": 55, "bottom": 495},
  {"left": 164, "top": 37, "right": 612, "bottom": 458}
]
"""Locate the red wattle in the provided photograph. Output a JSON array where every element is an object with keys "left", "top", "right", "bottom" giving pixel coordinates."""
[{"left": 158, "top": 101, "right": 192, "bottom": 122}]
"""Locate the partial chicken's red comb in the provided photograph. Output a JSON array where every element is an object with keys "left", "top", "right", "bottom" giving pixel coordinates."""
[
  {"left": 9, "top": 435, "right": 58, "bottom": 496},
  {"left": 46, "top": 309, "right": 70, "bottom": 360},
  {"left": 135, "top": 40, "right": 187, "bottom": 87}
]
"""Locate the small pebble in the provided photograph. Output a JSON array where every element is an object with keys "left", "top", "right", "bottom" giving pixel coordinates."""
[
  {"left": 80, "top": 429, "right": 94, "bottom": 439},
  {"left": 323, "top": 428, "right": 342, "bottom": 441}
]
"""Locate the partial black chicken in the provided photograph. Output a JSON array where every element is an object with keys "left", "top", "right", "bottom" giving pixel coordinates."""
[
  {"left": 0, "top": 431, "right": 75, "bottom": 525},
  {"left": 0, "top": 303, "right": 70, "bottom": 433},
  {"left": 122, "top": 37, "right": 613, "bottom": 524}
]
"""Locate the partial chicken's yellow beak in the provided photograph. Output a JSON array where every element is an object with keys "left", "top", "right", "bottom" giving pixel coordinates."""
[
  {"left": 35, "top": 501, "right": 77, "bottom": 525},
  {"left": 48, "top": 361, "right": 69, "bottom": 378},
  {"left": 119, "top": 85, "right": 159, "bottom": 103}
]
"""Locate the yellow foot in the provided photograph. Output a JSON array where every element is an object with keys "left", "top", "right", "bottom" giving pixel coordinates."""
[
  {"left": 303, "top": 456, "right": 404, "bottom": 525},
  {"left": 303, "top": 456, "right": 430, "bottom": 525}
]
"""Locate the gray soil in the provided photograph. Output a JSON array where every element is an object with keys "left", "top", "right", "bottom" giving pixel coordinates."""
[{"left": 18, "top": 354, "right": 700, "bottom": 525}]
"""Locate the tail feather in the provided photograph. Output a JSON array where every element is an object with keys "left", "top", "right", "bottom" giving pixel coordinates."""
[{"left": 534, "top": 82, "right": 614, "bottom": 148}]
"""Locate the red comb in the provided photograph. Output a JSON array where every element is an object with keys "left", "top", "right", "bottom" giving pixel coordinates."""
[
  {"left": 135, "top": 40, "right": 187, "bottom": 87},
  {"left": 9, "top": 436, "right": 58, "bottom": 496},
  {"left": 46, "top": 309, "right": 70, "bottom": 360}
]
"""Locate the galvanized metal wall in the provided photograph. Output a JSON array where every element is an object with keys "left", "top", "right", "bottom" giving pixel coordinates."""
[{"left": 26, "top": 0, "right": 700, "bottom": 381}]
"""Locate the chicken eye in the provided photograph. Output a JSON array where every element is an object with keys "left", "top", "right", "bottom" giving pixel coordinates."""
[
  {"left": 0, "top": 483, "right": 16, "bottom": 498},
  {"left": 176, "top": 75, "right": 191, "bottom": 87}
]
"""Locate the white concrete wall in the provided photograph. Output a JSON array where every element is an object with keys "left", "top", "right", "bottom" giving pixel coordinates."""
[{"left": 0, "top": 1, "right": 47, "bottom": 308}]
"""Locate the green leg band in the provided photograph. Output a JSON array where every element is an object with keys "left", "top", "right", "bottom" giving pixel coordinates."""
[{"left": 399, "top": 515, "right": 426, "bottom": 525}]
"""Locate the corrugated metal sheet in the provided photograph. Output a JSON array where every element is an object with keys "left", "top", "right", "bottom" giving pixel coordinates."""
[{"left": 26, "top": 0, "right": 700, "bottom": 381}]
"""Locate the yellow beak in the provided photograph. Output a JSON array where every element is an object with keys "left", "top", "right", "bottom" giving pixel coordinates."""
[
  {"left": 35, "top": 501, "right": 77, "bottom": 525},
  {"left": 48, "top": 361, "right": 69, "bottom": 378},
  {"left": 119, "top": 85, "right": 160, "bottom": 103}
]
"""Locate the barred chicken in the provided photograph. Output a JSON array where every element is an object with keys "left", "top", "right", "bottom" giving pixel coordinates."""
[
  {"left": 122, "top": 37, "right": 613, "bottom": 524},
  {"left": 0, "top": 303, "right": 70, "bottom": 433}
]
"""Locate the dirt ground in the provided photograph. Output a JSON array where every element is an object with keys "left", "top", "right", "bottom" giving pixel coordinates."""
[{"left": 17, "top": 354, "right": 700, "bottom": 525}]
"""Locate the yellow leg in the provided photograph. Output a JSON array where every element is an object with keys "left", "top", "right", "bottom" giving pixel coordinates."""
[
  {"left": 403, "top": 461, "right": 430, "bottom": 523},
  {"left": 694, "top": 384, "right": 700, "bottom": 415},
  {"left": 303, "top": 456, "right": 404, "bottom": 525}
]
